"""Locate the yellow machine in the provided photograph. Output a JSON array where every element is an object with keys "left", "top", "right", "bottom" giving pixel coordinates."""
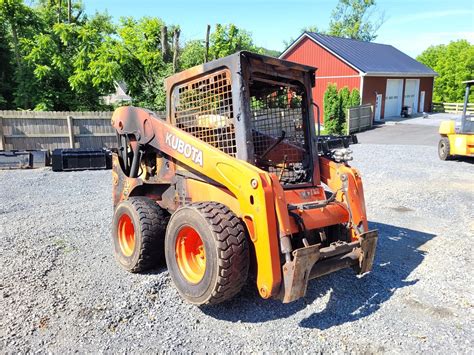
[
  {"left": 110, "top": 52, "right": 377, "bottom": 305},
  {"left": 438, "top": 80, "right": 474, "bottom": 160}
]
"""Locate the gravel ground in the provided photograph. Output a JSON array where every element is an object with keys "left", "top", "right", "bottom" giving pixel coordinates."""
[{"left": 1, "top": 144, "right": 473, "bottom": 353}]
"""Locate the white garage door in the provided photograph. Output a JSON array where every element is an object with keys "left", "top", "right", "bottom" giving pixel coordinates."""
[
  {"left": 385, "top": 79, "right": 403, "bottom": 117},
  {"left": 404, "top": 79, "right": 420, "bottom": 113}
]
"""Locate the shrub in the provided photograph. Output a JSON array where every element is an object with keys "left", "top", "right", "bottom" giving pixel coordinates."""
[
  {"left": 323, "top": 83, "right": 340, "bottom": 135},
  {"left": 338, "top": 87, "right": 351, "bottom": 133},
  {"left": 350, "top": 88, "right": 361, "bottom": 107},
  {"left": 323, "top": 85, "right": 361, "bottom": 135}
]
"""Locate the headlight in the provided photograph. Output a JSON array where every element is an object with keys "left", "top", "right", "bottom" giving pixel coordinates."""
[{"left": 330, "top": 148, "right": 353, "bottom": 163}]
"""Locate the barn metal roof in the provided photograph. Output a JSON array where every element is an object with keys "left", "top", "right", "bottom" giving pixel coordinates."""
[{"left": 282, "top": 32, "right": 437, "bottom": 77}]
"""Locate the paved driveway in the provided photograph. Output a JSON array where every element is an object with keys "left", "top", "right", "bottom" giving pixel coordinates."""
[
  {"left": 356, "top": 113, "right": 457, "bottom": 146},
  {"left": 356, "top": 124, "right": 439, "bottom": 146}
]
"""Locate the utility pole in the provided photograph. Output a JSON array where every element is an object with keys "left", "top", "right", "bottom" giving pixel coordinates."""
[
  {"left": 57, "top": 0, "right": 62, "bottom": 23},
  {"left": 67, "top": 0, "right": 72, "bottom": 23},
  {"left": 161, "top": 26, "right": 170, "bottom": 62},
  {"left": 172, "top": 28, "right": 180, "bottom": 73},
  {"left": 204, "top": 24, "right": 211, "bottom": 63}
]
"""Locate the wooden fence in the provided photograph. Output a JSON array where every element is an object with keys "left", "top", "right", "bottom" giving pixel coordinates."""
[
  {"left": 433, "top": 102, "right": 474, "bottom": 114},
  {"left": 0, "top": 110, "right": 165, "bottom": 151},
  {"left": 0, "top": 107, "right": 376, "bottom": 151},
  {"left": 347, "top": 104, "right": 373, "bottom": 134}
]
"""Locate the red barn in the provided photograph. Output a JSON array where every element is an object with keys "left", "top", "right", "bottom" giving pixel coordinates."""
[{"left": 280, "top": 32, "right": 437, "bottom": 122}]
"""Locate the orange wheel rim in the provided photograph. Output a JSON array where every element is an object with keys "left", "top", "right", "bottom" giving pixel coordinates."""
[
  {"left": 175, "top": 226, "right": 206, "bottom": 283},
  {"left": 118, "top": 214, "right": 135, "bottom": 257}
]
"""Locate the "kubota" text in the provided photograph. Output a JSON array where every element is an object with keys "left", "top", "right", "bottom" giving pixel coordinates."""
[{"left": 165, "top": 132, "right": 203, "bottom": 167}]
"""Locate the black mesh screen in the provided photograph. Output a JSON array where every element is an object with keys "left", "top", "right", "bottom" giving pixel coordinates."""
[
  {"left": 172, "top": 70, "right": 236, "bottom": 156},
  {"left": 249, "top": 81, "right": 311, "bottom": 185}
]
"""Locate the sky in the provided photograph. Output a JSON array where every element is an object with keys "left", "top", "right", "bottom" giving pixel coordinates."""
[{"left": 83, "top": 0, "right": 474, "bottom": 58}]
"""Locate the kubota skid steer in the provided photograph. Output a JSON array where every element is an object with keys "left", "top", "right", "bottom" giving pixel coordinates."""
[{"left": 111, "top": 51, "right": 378, "bottom": 305}]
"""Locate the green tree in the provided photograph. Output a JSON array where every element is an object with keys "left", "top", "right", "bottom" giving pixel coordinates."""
[
  {"left": 417, "top": 40, "right": 474, "bottom": 102},
  {"left": 0, "top": 0, "right": 41, "bottom": 108},
  {"left": 324, "top": 85, "right": 361, "bottom": 135},
  {"left": 0, "top": 0, "right": 39, "bottom": 68},
  {"left": 0, "top": 12, "right": 14, "bottom": 108},
  {"left": 180, "top": 40, "right": 206, "bottom": 69},
  {"left": 22, "top": 7, "right": 115, "bottom": 110},
  {"left": 338, "top": 86, "right": 351, "bottom": 133},
  {"left": 323, "top": 83, "right": 340, "bottom": 134},
  {"left": 283, "top": 26, "right": 323, "bottom": 48},
  {"left": 181, "top": 24, "right": 264, "bottom": 69},
  {"left": 209, "top": 24, "right": 260, "bottom": 59},
  {"left": 0, "top": 0, "right": 267, "bottom": 112},
  {"left": 259, "top": 47, "right": 280, "bottom": 57},
  {"left": 283, "top": 1, "right": 383, "bottom": 48},
  {"left": 349, "top": 88, "right": 361, "bottom": 107},
  {"left": 328, "top": 0, "right": 384, "bottom": 41},
  {"left": 111, "top": 17, "right": 174, "bottom": 110}
]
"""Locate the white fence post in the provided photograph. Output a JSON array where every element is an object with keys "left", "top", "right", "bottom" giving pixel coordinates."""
[
  {"left": 66, "top": 115, "right": 75, "bottom": 148},
  {"left": 0, "top": 116, "right": 5, "bottom": 151}
]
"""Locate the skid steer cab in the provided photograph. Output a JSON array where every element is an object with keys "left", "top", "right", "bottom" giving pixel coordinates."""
[{"left": 110, "top": 51, "right": 378, "bottom": 305}]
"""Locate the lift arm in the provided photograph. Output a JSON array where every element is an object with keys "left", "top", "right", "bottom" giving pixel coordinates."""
[{"left": 319, "top": 156, "right": 369, "bottom": 236}]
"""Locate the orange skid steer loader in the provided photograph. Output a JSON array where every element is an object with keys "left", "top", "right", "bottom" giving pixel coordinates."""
[{"left": 111, "top": 51, "right": 378, "bottom": 305}]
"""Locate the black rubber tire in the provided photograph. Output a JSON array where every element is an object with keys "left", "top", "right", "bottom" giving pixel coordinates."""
[
  {"left": 112, "top": 196, "right": 169, "bottom": 273},
  {"left": 438, "top": 137, "right": 451, "bottom": 160},
  {"left": 165, "top": 202, "right": 249, "bottom": 305}
]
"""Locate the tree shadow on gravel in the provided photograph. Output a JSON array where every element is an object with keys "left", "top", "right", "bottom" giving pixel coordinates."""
[{"left": 200, "top": 222, "right": 435, "bottom": 329}]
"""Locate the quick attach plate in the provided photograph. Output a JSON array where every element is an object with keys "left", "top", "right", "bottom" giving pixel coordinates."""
[
  {"left": 280, "top": 244, "right": 320, "bottom": 303},
  {"left": 356, "top": 229, "right": 378, "bottom": 274}
]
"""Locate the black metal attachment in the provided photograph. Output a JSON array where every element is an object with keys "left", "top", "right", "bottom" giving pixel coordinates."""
[{"left": 52, "top": 148, "right": 112, "bottom": 172}]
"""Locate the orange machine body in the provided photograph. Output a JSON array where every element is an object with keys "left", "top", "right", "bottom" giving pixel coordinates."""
[
  {"left": 111, "top": 107, "right": 372, "bottom": 300},
  {"left": 111, "top": 51, "right": 377, "bottom": 302}
]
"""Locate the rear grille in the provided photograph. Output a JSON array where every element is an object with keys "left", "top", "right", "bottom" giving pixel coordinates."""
[
  {"left": 249, "top": 83, "right": 311, "bottom": 185},
  {"left": 171, "top": 70, "right": 236, "bottom": 157}
]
